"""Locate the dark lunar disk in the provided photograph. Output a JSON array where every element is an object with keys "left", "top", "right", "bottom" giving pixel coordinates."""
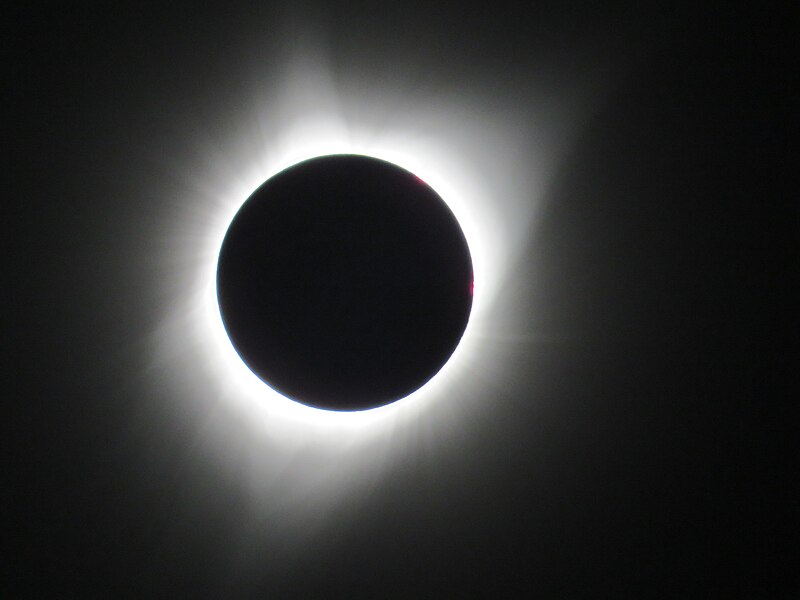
[{"left": 216, "top": 154, "right": 473, "bottom": 411}]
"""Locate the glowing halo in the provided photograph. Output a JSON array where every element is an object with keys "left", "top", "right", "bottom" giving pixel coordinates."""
[
  {"left": 202, "top": 143, "right": 486, "bottom": 428},
  {"left": 154, "top": 112, "right": 537, "bottom": 441},
  {"left": 145, "top": 42, "right": 564, "bottom": 484},
  {"left": 130, "top": 32, "right": 603, "bottom": 546}
]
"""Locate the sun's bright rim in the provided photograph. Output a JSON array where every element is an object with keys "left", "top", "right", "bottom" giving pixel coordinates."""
[{"left": 197, "top": 131, "right": 496, "bottom": 435}]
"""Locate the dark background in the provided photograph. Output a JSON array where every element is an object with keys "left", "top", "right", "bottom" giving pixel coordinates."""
[{"left": 6, "top": 2, "right": 794, "bottom": 597}]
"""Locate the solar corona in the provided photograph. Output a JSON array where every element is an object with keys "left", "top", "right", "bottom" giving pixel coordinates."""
[{"left": 156, "top": 57, "right": 541, "bottom": 442}]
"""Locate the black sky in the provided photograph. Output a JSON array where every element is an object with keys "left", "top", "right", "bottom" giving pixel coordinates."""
[{"left": 6, "top": 3, "right": 795, "bottom": 597}]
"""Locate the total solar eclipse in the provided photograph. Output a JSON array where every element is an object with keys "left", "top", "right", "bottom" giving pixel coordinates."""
[{"left": 216, "top": 155, "right": 473, "bottom": 411}]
